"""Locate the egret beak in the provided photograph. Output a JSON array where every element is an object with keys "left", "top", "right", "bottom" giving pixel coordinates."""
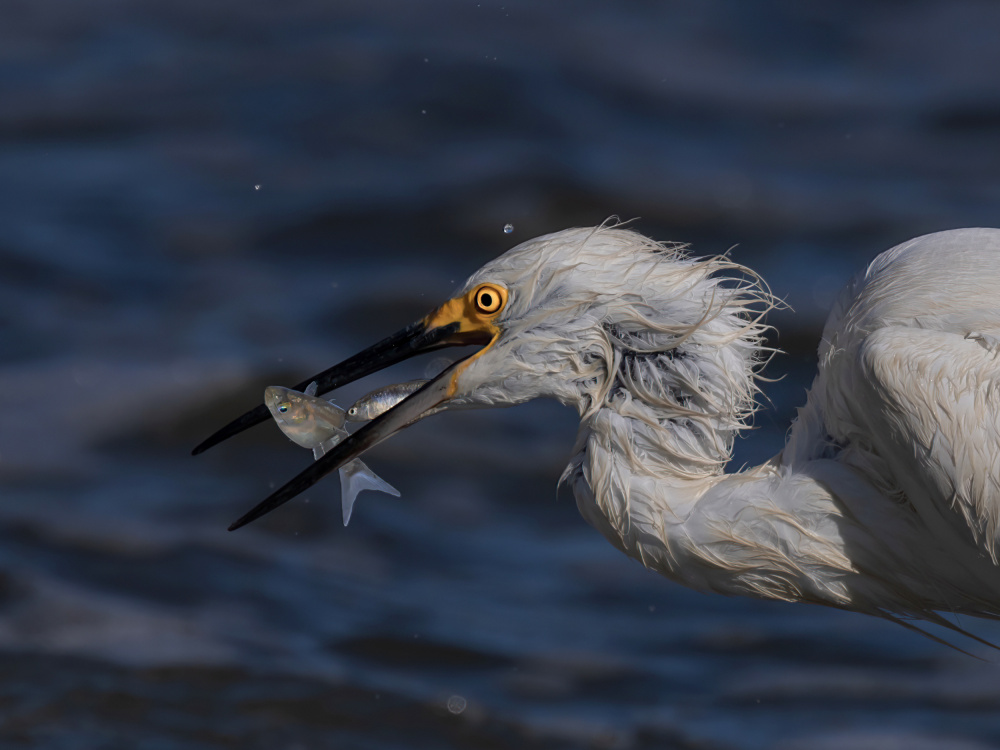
[
  {"left": 205, "top": 282, "right": 509, "bottom": 530},
  {"left": 192, "top": 319, "right": 485, "bottom": 456},
  {"left": 227, "top": 360, "right": 467, "bottom": 530}
]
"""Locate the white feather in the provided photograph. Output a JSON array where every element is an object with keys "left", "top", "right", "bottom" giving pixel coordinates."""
[{"left": 446, "top": 224, "right": 1000, "bottom": 631}]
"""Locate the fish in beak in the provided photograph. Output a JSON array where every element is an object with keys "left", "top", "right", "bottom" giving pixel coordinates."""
[{"left": 193, "top": 282, "right": 510, "bottom": 530}]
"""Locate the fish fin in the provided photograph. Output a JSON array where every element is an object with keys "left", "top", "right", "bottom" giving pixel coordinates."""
[
  {"left": 312, "top": 437, "right": 337, "bottom": 460},
  {"left": 304, "top": 381, "right": 318, "bottom": 397},
  {"left": 340, "top": 461, "right": 400, "bottom": 526}
]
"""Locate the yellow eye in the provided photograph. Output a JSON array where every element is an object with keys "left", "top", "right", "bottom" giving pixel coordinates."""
[{"left": 473, "top": 284, "right": 506, "bottom": 315}]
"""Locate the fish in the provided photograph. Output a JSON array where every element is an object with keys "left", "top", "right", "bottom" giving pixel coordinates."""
[
  {"left": 346, "top": 379, "right": 429, "bottom": 422},
  {"left": 264, "top": 382, "right": 399, "bottom": 525},
  {"left": 264, "top": 382, "right": 346, "bottom": 449}
]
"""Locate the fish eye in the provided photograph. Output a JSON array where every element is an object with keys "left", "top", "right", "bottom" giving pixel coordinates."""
[
  {"left": 472, "top": 283, "right": 506, "bottom": 315},
  {"left": 348, "top": 407, "right": 357, "bottom": 415},
  {"left": 277, "top": 403, "right": 289, "bottom": 413}
]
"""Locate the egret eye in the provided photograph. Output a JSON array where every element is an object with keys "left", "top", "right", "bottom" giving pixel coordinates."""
[
  {"left": 277, "top": 403, "right": 289, "bottom": 413},
  {"left": 473, "top": 284, "right": 506, "bottom": 315}
]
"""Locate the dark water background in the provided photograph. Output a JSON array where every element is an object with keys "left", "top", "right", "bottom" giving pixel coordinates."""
[{"left": 3, "top": 1, "right": 1000, "bottom": 747}]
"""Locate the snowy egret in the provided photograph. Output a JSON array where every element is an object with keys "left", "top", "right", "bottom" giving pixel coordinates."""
[{"left": 197, "top": 225, "right": 1000, "bottom": 640}]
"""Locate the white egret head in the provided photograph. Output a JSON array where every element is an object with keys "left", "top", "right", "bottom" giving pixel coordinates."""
[{"left": 445, "top": 226, "right": 773, "bottom": 421}]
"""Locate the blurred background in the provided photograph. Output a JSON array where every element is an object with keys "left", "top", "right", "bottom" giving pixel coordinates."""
[{"left": 2, "top": 0, "right": 1000, "bottom": 747}]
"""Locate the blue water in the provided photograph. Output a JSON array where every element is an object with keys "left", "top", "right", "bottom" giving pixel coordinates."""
[{"left": 3, "top": 1, "right": 1000, "bottom": 747}]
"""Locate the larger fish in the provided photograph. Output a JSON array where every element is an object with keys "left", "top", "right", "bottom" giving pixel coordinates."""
[
  {"left": 264, "top": 382, "right": 399, "bottom": 525},
  {"left": 346, "top": 379, "right": 429, "bottom": 422}
]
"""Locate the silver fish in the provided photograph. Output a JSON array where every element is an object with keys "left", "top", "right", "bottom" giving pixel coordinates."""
[
  {"left": 264, "top": 382, "right": 399, "bottom": 525},
  {"left": 346, "top": 379, "right": 429, "bottom": 422}
]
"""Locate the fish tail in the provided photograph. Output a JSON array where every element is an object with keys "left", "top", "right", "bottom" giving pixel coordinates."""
[{"left": 340, "top": 461, "right": 400, "bottom": 526}]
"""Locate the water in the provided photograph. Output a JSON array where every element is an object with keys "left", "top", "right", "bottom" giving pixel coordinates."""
[
  {"left": 3, "top": 1, "right": 1000, "bottom": 748},
  {"left": 446, "top": 695, "right": 467, "bottom": 715}
]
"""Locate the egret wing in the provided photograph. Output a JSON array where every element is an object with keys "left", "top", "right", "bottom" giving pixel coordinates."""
[{"left": 857, "top": 325, "right": 1000, "bottom": 561}]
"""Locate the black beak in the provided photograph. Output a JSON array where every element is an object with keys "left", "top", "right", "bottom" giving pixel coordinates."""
[
  {"left": 192, "top": 318, "right": 485, "bottom": 456},
  {"left": 191, "top": 310, "right": 496, "bottom": 530},
  {"left": 226, "top": 361, "right": 467, "bottom": 530}
]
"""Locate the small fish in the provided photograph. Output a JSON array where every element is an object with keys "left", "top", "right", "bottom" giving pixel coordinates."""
[
  {"left": 264, "top": 382, "right": 345, "bottom": 448},
  {"left": 264, "top": 382, "right": 399, "bottom": 525},
  {"left": 346, "top": 379, "right": 429, "bottom": 422}
]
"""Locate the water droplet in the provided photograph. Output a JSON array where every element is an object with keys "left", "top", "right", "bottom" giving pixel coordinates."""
[
  {"left": 254, "top": 184, "right": 261, "bottom": 190},
  {"left": 446, "top": 695, "right": 467, "bottom": 714},
  {"left": 503, "top": 223, "right": 514, "bottom": 234}
]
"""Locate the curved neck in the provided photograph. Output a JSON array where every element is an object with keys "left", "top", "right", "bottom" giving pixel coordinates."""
[
  {"left": 565, "top": 396, "right": 1000, "bottom": 618},
  {"left": 565, "top": 401, "right": 834, "bottom": 601}
]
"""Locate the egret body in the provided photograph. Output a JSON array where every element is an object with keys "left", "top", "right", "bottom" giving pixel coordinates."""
[{"left": 200, "top": 225, "right": 1000, "bottom": 637}]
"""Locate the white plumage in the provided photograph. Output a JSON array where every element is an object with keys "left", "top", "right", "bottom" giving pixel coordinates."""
[
  {"left": 215, "top": 223, "right": 1000, "bottom": 644},
  {"left": 444, "top": 225, "right": 1000, "bottom": 638}
]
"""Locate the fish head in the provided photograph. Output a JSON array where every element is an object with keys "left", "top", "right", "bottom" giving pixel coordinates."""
[{"left": 264, "top": 386, "right": 312, "bottom": 426}]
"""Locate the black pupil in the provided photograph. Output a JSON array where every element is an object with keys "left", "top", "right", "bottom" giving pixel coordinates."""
[{"left": 480, "top": 292, "right": 494, "bottom": 308}]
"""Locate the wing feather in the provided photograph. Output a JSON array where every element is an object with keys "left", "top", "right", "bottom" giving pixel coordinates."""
[{"left": 857, "top": 326, "right": 1000, "bottom": 561}]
